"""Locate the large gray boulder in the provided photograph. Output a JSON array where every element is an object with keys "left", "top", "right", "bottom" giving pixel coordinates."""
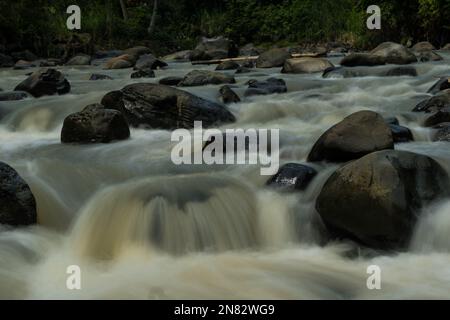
[
  {"left": 282, "top": 57, "right": 334, "bottom": 74},
  {"left": 316, "top": 150, "right": 450, "bottom": 250},
  {"left": 14, "top": 68, "right": 70, "bottom": 98},
  {"left": 370, "top": 42, "right": 418, "bottom": 65},
  {"left": 101, "top": 83, "right": 235, "bottom": 129},
  {"left": 191, "top": 36, "right": 237, "bottom": 61},
  {"left": 178, "top": 70, "right": 235, "bottom": 87},
  {"left": 308, "top": 111, "right": 394, "bottom": 162},
  {"left": 0, "top": 162, "right": 37, "bottom": 226},
  {"left": 256, "top": 48, "right": 291, "bottom": 68}
]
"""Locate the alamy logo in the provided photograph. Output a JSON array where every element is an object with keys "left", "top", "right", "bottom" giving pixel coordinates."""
[
  {"left": 366, "top": 265, "right": 381, "bottom": 290},
  {"left": 171, "top": 121, "right": 280, "bottom": 176},
  {"left": 66, "top": 5, "right": 81, "bottom": 30},
  {"left": 367, "top": 5, "right": 381, "bottom": 30},
  {"left": 66, "top": 265, "right": 81, "bottom": 290}
]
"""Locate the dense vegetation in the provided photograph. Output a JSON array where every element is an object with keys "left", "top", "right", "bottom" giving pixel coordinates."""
[{"left": 1, "top": 0, "right": 449, "bottom": 56}]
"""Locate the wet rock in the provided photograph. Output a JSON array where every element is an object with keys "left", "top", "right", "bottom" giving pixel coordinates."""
[
  {"left": 316, "top": 150, "right": 450, "bottom": 250},
  {"left": 178, "top": 70, "right": 235, "bottom": 87},
  {"left": 239, "top": 43, "right": 262, "bottom": 57},
  {"left": 163, "top": 50, "right": 193, "bottom": 62},
  {"left": 427, "top": 77, "right": 450, "bottom": 94},
  {"left": 134, "top": 54, "right": 167, "bottom": 70},
  {"left": 423, "top": 108, "right": 450, "bottom": 127},
  {"left": 14, "top": 68, "right": 70, "bottom": 98},
  {"left": 433, "top": 123, "right": 450, "bottom": 141},
  {"left": 282, "top": 57, "right": 334, "bottom": 74},
  {"left": 0, "top": 162, "right": 37, "bottom": 227},
  {"left": 307, "top": 111, "right": 394, "bottom": 162},
  {"left": 66, "top": 54, "right": 91, "bottom": 66},
  {"left": 266, "top": 163, "right": 318, "bottom": 191},
  {"left": 370, "top": 42, "right": 417, "bottom": 65},
  {"left": 412, "top": 41, "right": 436, "bottom": 52},
  {"left": 235, "top": 66, "right": 252, "bottom": 74},
  {"left": 131, "top": 68, "right": 155, "bottom": 78},
  {"left": 384, "top": 117, "right": 399, "bottom": 125},
  {"left": 416, "top": 51, "right": 443, "bottom": 62},
  {"left": 159, "top": 77, "right": 183, "bottom": 86},
  {"left": 61, "top": 103, "right": 130, "bottom": 144},
  {"left": 191, "top": 36, "right": 237, "bottom": 61},
  {"left": 340, "top": 53, "right": 386, "bottom": 67},
  {"left": 105, "top": 54, "right": 136, "bottom": 69},
  {"left": 124, "top": 46, "right": 152, "bottom": 58},
  {"left": 0, "top": 53, "right": 13, "bottom": 67},
  {"left": 0, "top": 91, "right": 31, "bottom": 101},
  {"left": 219, "top": 85, "right": 240, "bottom": 104},
  {"left": 13, "top": 60, "right": 37, "bottom": 70},
  {"left": 256, "top": 48, "right": 291, "bottom": 68},
  {"left": 215, "top": 60, "right": 240, "bottom": 71},
  {"left": 89, "top": 74, "right": 113, "bottom": 80},
  {"left": 413, "top": 89, "right": 450, "bottom": 113},
  {"left": 101, "top": 83, "right": 235, "bottom": 129},
  {"left": 390, "top": 124, "right": 414, "bottom": 143},
  {"left": 11, "top": 50, "right": 38, "bottom": 62},
  {"left": 244, "top": 78, "right": 287, "bottom": 97}
]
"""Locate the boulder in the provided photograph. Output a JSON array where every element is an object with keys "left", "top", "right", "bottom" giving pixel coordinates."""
[
  {"left": 0, "top": 91, "right": 31, "bottom": 101},
  {"left": 131, "top": 68, "right": 155, "bottom": 78},
  {"left": 191, "top": 36, "right": 238, "bottom": 61},
  {"left": 89, "top": 74, "right": 113, "bottom": 80},
  {"left": 215, "top": 60, "right": 240, "bottom": 71},
  {"left": 282, "top": 57, "right": 334, "bottom": 74},
  {"left": 219, "top": 85, "right": 240, "bottom": 104},
  {"left": 101, "top": 83, "right": 235, "bottom": 129},
  {"left": 427, "top": 77, "right": 450, "bottom": 94},
  {"left": 0, "top": 162, "right": 37, "bottom": 226},
  {"left": 0, "top": 53, "right": 13, "bottom": 67},
  {"left": 266, "top": 163, "right": 318, "bottom": 191},
  {"left": 244, "top": 78, "right": 287, "bottom": 97},
  {"left": 93, "top": 50, "right": 124, "bottom": 59},
  {"left": 370, "top": 42, "right": 417, "bottom": 65},
  {"left": 340, "top": 53, "right": 386, "bottom": 67},
  {"left": 442, "top": 44, "right": 450, "bottom": 50},
  {"left": 239, "top": 43, "right": 262, "bottom": 57},
  {"left": 13, "top": 60, "right": 37, "bottom": 70},
  {"left": 105, "top": 54, "right": 136, "bottom": 69},
  {"left": 124, "top": 46, "right": 152, "bottom": 58},
  {"left": 389, "top": 124, "right": 414, "bottom": 143},
  {"left": 163, "top": 50, "right": 193, "bottom": 61},
  {"left": 412, "top": 41, "right": 436, "bottom": 52},
  {"left": 178, "top": 70, "right": 235, "bottom": 87},
  {"left": 316, "top": 150, "right": 450, "bottom": 250},
  {"left": 307, "top": 111, "right": 394, "bottom": 162},
  {"left": 61, "top": 104, "right": 130, "bottom": 144},
  {"left": 66, "top": 54, "right": 91, "bottom": 66},
  {"left": 14, "top": 68, "right": 70, "bottom": 98},
  {"left": 159, "top": 77, "right": 183, "bottom": 86},
  {"left": 433, "top": 123, "right": 450, "bottom": 141},
  {"left": 413, "top": 89, "right": 450, "bottom": 113},
  {"left": 416, "top": 51, "right": 443, "bottom": 62},
  {"left": 256, "top": 48, "right": 291, "bottom": 68},
  {"left": 134, "top": 54, "right": 167, "bottom": 70},
  {"left": 423, "top": 108, "right": 450, "bottom": 127}
]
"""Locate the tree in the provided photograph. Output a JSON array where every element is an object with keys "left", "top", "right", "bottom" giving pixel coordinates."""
[
  {"left": 148, "top": 0, "right": 158, "bottom": 36},
  {"left": 119, "top": 0, "right": 128, "bottom": 21}
]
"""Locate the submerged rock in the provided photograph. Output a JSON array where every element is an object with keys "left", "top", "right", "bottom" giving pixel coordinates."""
[
  {"left": 389, "top": 124, "right": 414, "bottom": 143},
  {"left": 61, "top": 103, "right": 130, "bottom": 144},
  {"left": 89, "top": 74, "right": 113, "bottom": 80},
  {"left": 316, "top": 150, "right": 450, "bottom": 250},
  {"left": 0, "top": 162, "right": 37, "bottom": 226},
  {"left": 219, "top": 85, "right": 240, "bottom": 104},
  {"left": 256, "top": 48, "right": 291, "bottom": 68},
  {"left": 131, "top": 68, "right": 155, "bottom": 78},
  {"left": 433, "top": 123, "right": 450, "bottom": 141},
  {"left": 215, "top": 60, "right": 240, "bottom": 71},
  {"left": 323, "top": 66, "right": 417, "bottom": 78},
  {"left": 14, "top": 68, "right": 70, "bottom": 98},
  {"left": 282, "top": 57, "right": 333, "bottom": 74},
  {"left": 307, "top": 111, "right": 394, "bottom": 162},
  {"left": 244, "top": 78, "right": 287, "bottom": 97},
  {"left": 266, "top": 163, "right": 318, "bottom": 191},
  {"left": 0, "top": 91, "right": 31, "bottom": 101},
  {"left": 178, "top": 70, "right": 235, "bottom": 87},
  {"left": 101, "top": 83, "right": 235, "bottom": 129}
]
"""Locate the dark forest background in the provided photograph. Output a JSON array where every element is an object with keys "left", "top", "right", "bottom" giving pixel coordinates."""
[{"left": 1, "top": 0, "right": 449, "bottom": 56}]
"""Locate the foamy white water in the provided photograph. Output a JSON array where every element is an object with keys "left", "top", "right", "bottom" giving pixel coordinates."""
[{"left": 0, "top": 52, "right": 450, "bottom": 299}]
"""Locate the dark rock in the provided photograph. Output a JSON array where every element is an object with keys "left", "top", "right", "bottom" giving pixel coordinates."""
[
  {"left": 266, "top": 163, "right": 318, "bottom": 191},
  {"left": 61, "top": 104, "right": 130, "bottom": 144},
  {"left": 423, "top": 108, "right": 450, "bottom": 127},
  {"left": 219, "top": 85, "right": 240, "bottom": 104},
  {"left": 427, "top": 77, "right": 450, "bottom": 94},
  {"left": 0, "top": 53, "right": 13, "bottom": 67},
  {"left": 14, "top": 68, "right": 70, "bottom": 98},
  {"left": 159, "top": 77, "right": 183, "bottom": 86},
  {"left": 316, "top": 150, "right": 450, "bottom": 250},
  {"left": 239, "top": 43, "right": 262, "bottom": 57},
  {"left": 384, "top": 117, "right": 399, "bottom": 125},
  {"left": 442, "top": 44, "right": 450, "bottom": 50},
  {"left": 163, "top": 50, "right": 193, "bottom": 62},
  {"left": 215, "top": 60, "right": 240, "bottom": 71},
  {"left": 191, "top": 36, "right": 237, "bottom": 61},
  {"left": 105, "top": 54, "right": 136, "bottom": 69},
  {"left": 101, "top": 83, "right": 235, "bottom": 129},
  {"left": 134, "top": 54, "right": 167, "bottom": 70},
  {"left": 256, "top": 48, "right": 291, "bottom": 68},
  {"left": 131, "top": 68, "right": 155, "bottom": 79},
  {"left": 13, "top": 60, "right": 37, "bottom": 70},
  {"left": 244, "top": 78, "right": 287, "bottom": 97},
  {"left": 340, "top": 53, "right": 386, "bottom": 67},
  {"left": 416, "top": 51, "right": 443, "bottom": 62},
  {"left": 93, "top": 50, "right": 123, "bottom": 59},
  {"left": 124, "top": 46, "right": 152, "bottom": 58},
  {"left": 413, "top": 89, "right": 450, "bottom": 113},
  {"left": 385, "top": 66, "right": 418, "bottom": 77},
  {"left": 390, "top": 124, "right": 414, "bottom": 143},
  {"left": 307, "top": 111, "right": 394, "bottom": 162},
  {"left": 0, "top": 162, "right": 36, "bottom": 226},
  {"left": 0, "top": 91, "right": 31, "bottom": 101},
  {"left": 66, "top": 54, "right": 91, "bottom": 66},
  {"left": 282, "top": 57, "right": 334, "bottom": 74},
  {"left": 323, "top": 66, "right": 417, "bottom": 78},
  {"left": 11, "top": 50, "right": 38, "bottom": 62},
  {"left": 89, "top": 74, "right": 113, "bottom": 80},
  {"left": 178, "top": 70, "right": 235, "bottom": 87},
  {"left": 433, "top": 123, "right": 450, "bottom": 141}
]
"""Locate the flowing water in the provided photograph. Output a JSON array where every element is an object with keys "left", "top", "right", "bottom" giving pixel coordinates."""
[{"left": 0, "top": 53, "right": 450, "bottom": 299}]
